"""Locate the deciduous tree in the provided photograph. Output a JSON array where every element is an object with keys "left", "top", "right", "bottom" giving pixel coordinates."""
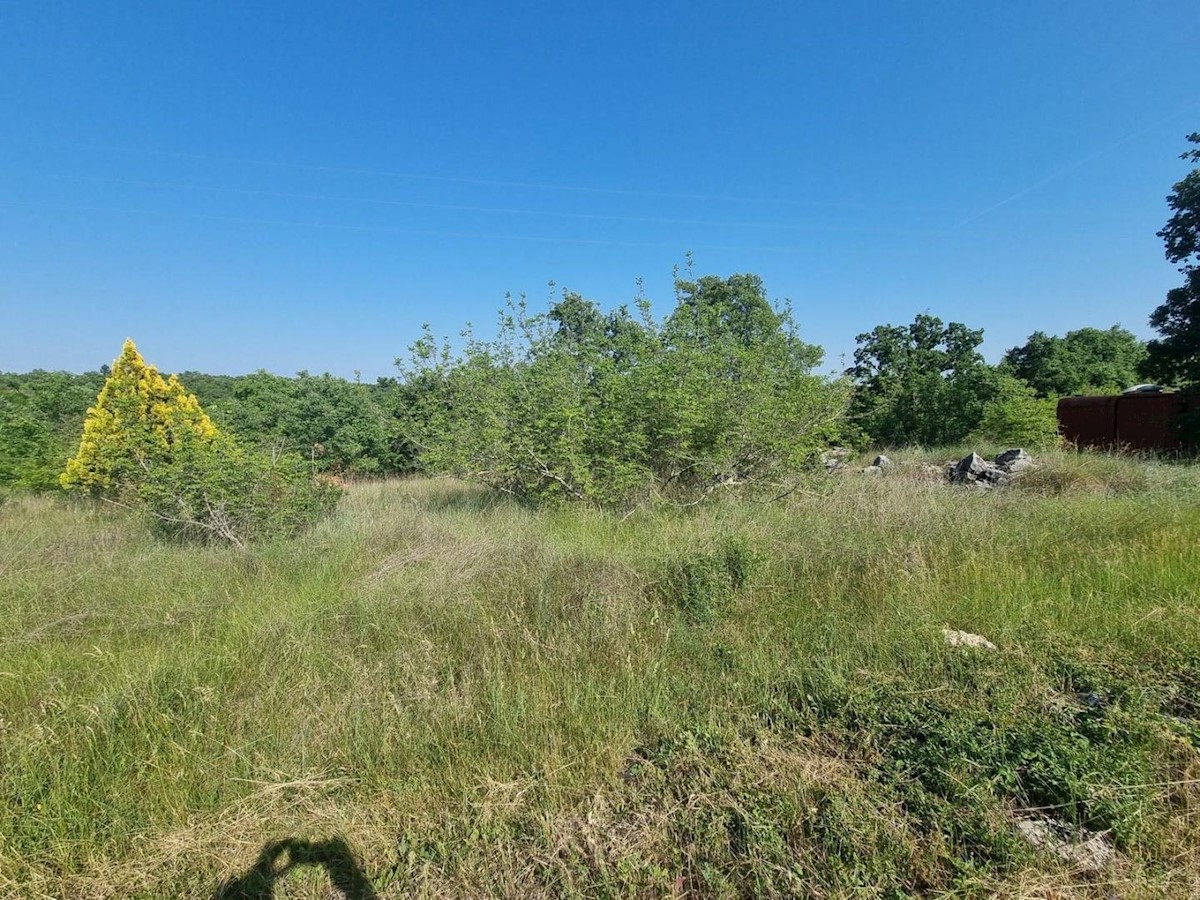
[
  {"left": 847, "top": 314, "right": 997, "bottom": 446},
  {"left": 1003, "top": 326, "right": 1145, "bottom": 397},
  {"left": 1143, "top": 133, "right": 1200, "bottom": 388}
]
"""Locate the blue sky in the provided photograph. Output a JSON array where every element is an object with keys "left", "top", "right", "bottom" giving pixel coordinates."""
[{"left": 1, "top": 1, "right": 1197, "bottom": 379}]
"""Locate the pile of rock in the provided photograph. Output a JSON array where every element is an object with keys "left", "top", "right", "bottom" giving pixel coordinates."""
[
  {"left": 821, "top": 447, "right": 852, "bottom": 473},
  {"left": 946, "top": 448, "right": 1032, "bottom": 487},
  {"left": 835, "top": 447, "right": 1035, "bottom": 485}
]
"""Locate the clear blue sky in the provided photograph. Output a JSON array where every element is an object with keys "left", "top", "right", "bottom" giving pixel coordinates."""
[{"left": 1, "top": 1, "right": 1196, "bottom": 379}]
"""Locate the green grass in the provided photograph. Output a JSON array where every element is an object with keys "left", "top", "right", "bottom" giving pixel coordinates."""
[{"left": 2, "top": 449, "right": 1199, "bottom": 898}]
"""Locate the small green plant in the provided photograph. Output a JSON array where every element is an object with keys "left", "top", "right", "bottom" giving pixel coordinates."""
[
  {"left": 661, "top": 535, "right": 757, "bottom": 622},
  {"left": 718, "top": 534, "right": 756, "bottom": 590}
]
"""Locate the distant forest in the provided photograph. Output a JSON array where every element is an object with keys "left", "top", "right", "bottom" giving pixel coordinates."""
[
  {"left": 0, "top": 366, "right": 415, "bottom": 493},
  {"left": 0, "top": 270, "right": 1150, "bottom": 498}
]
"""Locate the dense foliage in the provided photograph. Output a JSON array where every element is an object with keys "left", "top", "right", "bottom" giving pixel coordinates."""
[
  {"left": 846, "top": 314, "right": 1000, "bottom": 446},
  {"left": 400, "top": 273, "right": 850, "bottom": 505},
  {"left": 1, "top": 366, "right": 411, "bottom": 498},
  {"left": 135, "top": 438, "right": 342, "bottom": 546},
  {"left": 1, "top": 263, "right": 1171, "bottom": 502},
  {"left": 972, "top": 374, "right": 1061, "bottom": 449},
  {"left": 0, "top": 369, "right": 103, "bottom": 491},
  {"left": 202, "top": 370, "right": 413, "bottom": 475},
  {"left": 59, "top": 340, "right": 220, "bottom": 493},
  {"left": 1144, "top": 133, "right": 1200, "bottom": 389},
  {"left": 1002, "top": 326, "right": 1146, "bottom": 397}
]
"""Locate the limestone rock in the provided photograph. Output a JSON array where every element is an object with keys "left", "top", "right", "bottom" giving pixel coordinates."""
[
  {"left": 947, "top": 449, "right": 1034, "bottom": 487},
  {"left": 943, "top": 628, "right": 997, "bottom": 651},
  {"left": 822, "top": 447, "right": 851, "bottom": 473},
  {"left": 1014, "top": 817, "right": 1114, "bottom": 874},
  {"left": 948, "top": 452, "right": 1008, "bottom": 486},
  {"left": 994, "top": 448, "right": 1032, "bottom": 473}
]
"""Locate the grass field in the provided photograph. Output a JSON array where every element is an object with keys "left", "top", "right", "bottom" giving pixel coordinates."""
[{"left": 2, "top": 449, "right": 1200, "bottom": 898}]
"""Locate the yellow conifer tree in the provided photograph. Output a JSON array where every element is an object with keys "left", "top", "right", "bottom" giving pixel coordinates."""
[{"left": 60, "top": 339, "right": 219, "bottom": 492}]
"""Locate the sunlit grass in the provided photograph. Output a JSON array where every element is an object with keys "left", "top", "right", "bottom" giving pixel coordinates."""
[{"left": 1, "top": 448, "right": 1198, "bottom": 897}]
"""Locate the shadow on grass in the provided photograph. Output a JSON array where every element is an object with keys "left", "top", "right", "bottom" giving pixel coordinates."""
[
  {"left": 211, "top": 836, "right": 378, "bottom": 899},
  {"left": 410, "top": 481, "right": 511, "bottom": 513}
]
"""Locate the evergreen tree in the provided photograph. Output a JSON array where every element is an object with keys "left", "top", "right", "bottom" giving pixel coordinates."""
[{"left": 60, "top": 339, "right": 218, "bottom": 493}]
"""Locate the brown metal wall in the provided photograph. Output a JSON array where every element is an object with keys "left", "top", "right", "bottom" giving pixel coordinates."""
[
  {"left": 1057, "top": 396, "right": 1115, "bottom": 448},
  {"left": 1057, "top": 393, "right": 1197, "bottom": 450}
]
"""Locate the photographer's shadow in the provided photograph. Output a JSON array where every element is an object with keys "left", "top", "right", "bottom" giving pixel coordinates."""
[{"left": 212, "top": 836, "right": 379, "bottom": 899}]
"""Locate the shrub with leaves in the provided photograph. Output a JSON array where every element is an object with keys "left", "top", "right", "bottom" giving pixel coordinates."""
[
  {"left": 399, "top": 271, "right": 850, "bottom": 506},
  {"left": 135, "top": 438, "right": 342, "bottom": 546},
  {"left": 60, "top": 340, "right": 340, "bottom": 544},
  {"left": 974, "top": 375, "right": 1061, "bottom": 449}
]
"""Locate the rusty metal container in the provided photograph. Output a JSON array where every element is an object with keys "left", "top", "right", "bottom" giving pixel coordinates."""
[
  {"left": 1057, "top": 392, "right": 1197, "bottom": 450},
  {"left": 1057, "top": 396, "right": 1115, "bottom": 448}
]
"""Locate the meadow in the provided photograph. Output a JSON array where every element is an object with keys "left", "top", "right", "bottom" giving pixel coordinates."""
[{"left": 2, "top": 449, "right": 1199, "bottom": 898}]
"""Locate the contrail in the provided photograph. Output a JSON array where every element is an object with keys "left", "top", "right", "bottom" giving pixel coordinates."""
[
  {"left": 17, "top": 171, "right": 926, "bottom": 237},
  {"left": 0, "top": 199, "right": 850, "bottom": 255},
  {"left": 0, "top": 135, "right": 964, "bottom": 213},
  {"left": 942, "top": 105, "right": 1199, "bottom": 234}
]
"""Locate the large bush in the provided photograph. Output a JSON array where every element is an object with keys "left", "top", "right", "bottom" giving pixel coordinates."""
[
  {"left": 973, "top": 375, "right": 1061, "bottom": 449},
  {"left": 135, "top": 438, "right": 342, "bottom": 546},
  {"left": 400, "top": 273, "right": 850, "bottom": 506}
]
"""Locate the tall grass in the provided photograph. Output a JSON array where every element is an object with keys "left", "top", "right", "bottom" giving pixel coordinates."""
[{"left": 1, "top": 448, "right": 1198, "bottom": 897}]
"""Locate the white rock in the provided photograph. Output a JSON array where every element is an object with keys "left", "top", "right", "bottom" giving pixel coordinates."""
[
  {"left": 1015, "top": 817, "right": 1114, "bottom": 874},
  {"left": 942, "top": 628, "right": 997, "bottom": 651}
]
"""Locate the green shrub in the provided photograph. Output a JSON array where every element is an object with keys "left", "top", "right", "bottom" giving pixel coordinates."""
[
  {"left": 53, "top": 341, "right": 342, "bottom": 546},
  {"left": 399, "top": 273, "right": 851, "bottom": 507},
  {"left": 135, "top": 438, "right": 342, "bottom": 546},
  {"left": 974, "top": 375, "right": 1061, "bottom": 449},
  {"left": 661, "top": 535, "right": 757, "bottom": 622},
  {"left": 718, "top": 534, "right": 756, "bottom": 590}
]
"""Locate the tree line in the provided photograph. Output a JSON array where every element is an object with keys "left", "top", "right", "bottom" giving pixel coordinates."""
[{"left": 0, "top": 291, "right": 1152, "bottom": 497}]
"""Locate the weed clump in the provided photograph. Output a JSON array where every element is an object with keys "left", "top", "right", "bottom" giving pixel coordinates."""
[{"left": 660, "top": 535, "right": 757, "bottom": 622}]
